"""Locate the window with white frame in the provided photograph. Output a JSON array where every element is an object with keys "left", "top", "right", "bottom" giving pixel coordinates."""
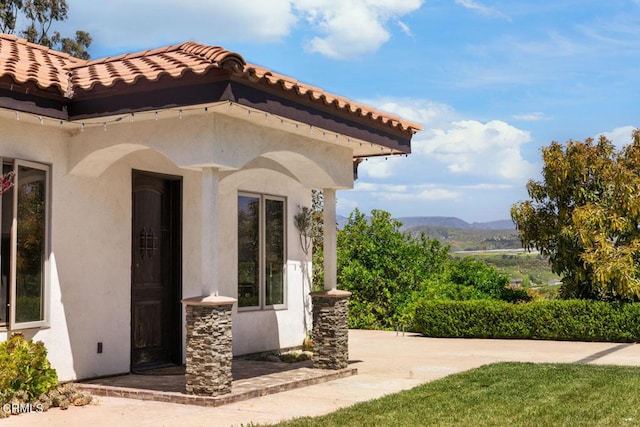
[
  {"left": 237, "top": 193, "right": 286, "bottom": 309},
  {"left": 0, "top": 158, "right": 50, "bottom": 329}
]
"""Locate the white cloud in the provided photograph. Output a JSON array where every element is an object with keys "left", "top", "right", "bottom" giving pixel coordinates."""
[
  {"left": 354, "top": 99, "right": 456, "bottom": 179},
  {"left": 359, "top": 157, "right": 400, "bottom": 178},
  {"left": 294, "top": 0, "right": 423, "bottom": 59},
  {"left": 416, "top": 120, "right": 535, "bottom": 180},
  {"left": 359, "top": 98, "right": 535, "bottom": 182},
  {"left": 418, "top": 188, "right": 459, "bottom": 200},
  {"left": 378, "top": 188, "right": 459, "bottom": 201},
  {"left": 337, "top": 197, "right": 358, "bottom": 213},
  {"left": 355, "top": 182, "right": 409, "bottom": 193},
  {"left": 363, "top": 161, "right": 392, "bottom": 179},
  {"left": 452, "top": 10, "right": 640, "bottom": 90},
  {"left": 454, "top": 0, "right": 511, "bottom": 21},
  {"left": 461, "top": 183, "right": 515, "bottom": 190},
  {"left": 597, "top": 125, "right": 637, "bottom": 148},
  {"left": 66, "top": 0, "right": 296, "bottom": 49},
  {"left": 511, "top": 112, "right": 551, "bottom": 122},
  {"left": 65, "top": 0, "right": 423, "bottom": 59},
  {"left": 355, "top": 181, "right": 460, "bottom": 201},
  {"left": 368, "top": 98, "right": 457, "bottom": 128},
  {"left": 396, "top": 19, "right": 413, "bottom": 37}
]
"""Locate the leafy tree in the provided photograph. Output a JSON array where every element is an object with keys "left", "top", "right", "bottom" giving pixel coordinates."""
[
  {"left": 0, "top": 1, "right": 20, "bottom": 33},
  {"left": 310, "top": 190, "right": 324, "bottom": 290},
  {"left": 0, "top": 0, "right": 91, "bottom": 59},
  {"left": 445, "top": 257, "right": 530, "bottom": 303},
  {"left": 337, "top": 209, "right": 449, "bottom": 329},
  {"left": 511, "top": 129, "right": 640, "bottom": 301}
]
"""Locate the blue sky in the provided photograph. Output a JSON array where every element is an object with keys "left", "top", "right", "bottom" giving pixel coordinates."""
[{"left": 61, "top": 0, "right": 640, "bottom": 222}]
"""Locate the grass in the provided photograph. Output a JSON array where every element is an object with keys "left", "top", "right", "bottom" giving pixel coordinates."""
[{"left": 271, "top": 363, "right": 640, "bottom": 426}]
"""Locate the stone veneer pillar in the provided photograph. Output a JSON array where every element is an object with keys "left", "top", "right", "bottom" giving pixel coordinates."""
[
  {"left": 310, "top": 289, "right": 351, "bottom": 370},
  {"left": 182, "top": 295, "right": 236, "bottom": 396}
]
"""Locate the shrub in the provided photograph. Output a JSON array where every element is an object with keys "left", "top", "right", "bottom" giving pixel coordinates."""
[
  {"left": 409, "top": 299, "right": 640, "bottom": 342},
  {"left": 347, "top": 299, "right": 380, "bottom": 329},
  {"left": 0, "top": 334, "right": 58, "bottom": 405},
  {"left": 0, "top": 334, "right": 93, "bottom": 418},
  {"left": 445, "top": 257, "right": 531, "bottom": 303}
]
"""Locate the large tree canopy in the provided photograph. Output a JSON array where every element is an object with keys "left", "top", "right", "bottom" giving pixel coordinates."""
[
  {"left": 338, "top": 208, "right": 530, "bottom": 329},
  {"left": 0, "top": 0, "right": 91, "bottom": 59},
  {"left": 511, "top": 129, "right": 640, "bottom": 301},
  {"left": 337, "top": 209, "right": 451, "bottom": 328}
]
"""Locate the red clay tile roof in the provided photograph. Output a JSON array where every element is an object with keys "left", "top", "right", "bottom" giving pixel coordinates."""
[
  {"left": 0, "top": 34, "right": 421, "bottom": 132},
  {"left": 0, "top": 34, "right": 82, "bottom": 96},
  {"left": 238, "top": 64, "right": 420, "bottom": 131},
  {"left": 71, "top": 41, "right": 245, "bottom": 91}
]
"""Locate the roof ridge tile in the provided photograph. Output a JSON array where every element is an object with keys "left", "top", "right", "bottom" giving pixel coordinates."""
[{"left": 76, "top": 42, "right": 185, "bottom": 69}]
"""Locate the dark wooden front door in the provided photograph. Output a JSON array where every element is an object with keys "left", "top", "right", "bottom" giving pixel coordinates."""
[{"left": 131, "top": 171, "right": 181, "bottom": 370}]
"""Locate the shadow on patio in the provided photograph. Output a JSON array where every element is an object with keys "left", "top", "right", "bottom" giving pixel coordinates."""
[{"left": 76, "top": 359, "right": 357, "bottom": 407}]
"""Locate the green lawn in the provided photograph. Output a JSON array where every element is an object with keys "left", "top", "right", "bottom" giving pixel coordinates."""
[{"left": 271, "top": 363, "right": 640, "bottom": 426}]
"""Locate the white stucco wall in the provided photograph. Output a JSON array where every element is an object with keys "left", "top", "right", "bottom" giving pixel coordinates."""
[{"left": 0, "top": 110, "right": 350, "bottom": 381}]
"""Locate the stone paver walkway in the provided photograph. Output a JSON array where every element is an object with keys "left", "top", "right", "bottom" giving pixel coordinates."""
[{"left": 77, "top": 360, "right": 356, "bottom": 406}]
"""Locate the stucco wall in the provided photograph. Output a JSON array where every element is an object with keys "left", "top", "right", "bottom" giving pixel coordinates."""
[{"left": 0, "top": 111, "right": 345, "bottom": 381}]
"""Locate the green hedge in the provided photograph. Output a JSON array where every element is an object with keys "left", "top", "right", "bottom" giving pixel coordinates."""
[{"left": 409, "top": 299, "right": 640, "bottom": 342}]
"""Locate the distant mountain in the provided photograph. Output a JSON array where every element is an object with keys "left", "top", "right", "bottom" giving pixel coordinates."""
[
  {"left": 398, "top": 216, "right": 514, "bottom": 231},
  {"left": 336, "top": 215, "right": 514, "bottom": 231},
  {"left": 469, "top": 219, "right": 516, "bottom": 230},
  {"left": 334, "top": 214, "right": 519, "bottom": 250},
  {"left": 397, "top": 216, "right": 470, "bottom": 229},
  {"left": 403, "top": 225, "right": 522, "bottom": 251}
]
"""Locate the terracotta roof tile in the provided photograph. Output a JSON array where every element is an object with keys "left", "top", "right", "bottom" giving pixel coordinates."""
[
  {"left": 70, "top": 42, "right": 244, "bottom": 91},
  {"left": 0, "top": 34, "right": 82, "bottom": 96},
  {"left": 238, "top": 64, "right": 421, "bottom": 132},
  {"left": 0, "top": 36, "right": 421, "bottom": 132}
]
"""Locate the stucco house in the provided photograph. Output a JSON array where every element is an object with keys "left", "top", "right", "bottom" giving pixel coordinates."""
[{"left": 0, "top": 35, "right": 419, "bottom": 390}]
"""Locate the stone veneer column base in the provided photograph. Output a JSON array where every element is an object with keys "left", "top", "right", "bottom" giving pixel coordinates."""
[
  {"left": 182, "top": 295, "right": 236, "bottom": 396},
  {"left": 310, "top": 289, "right": 352, "bottom": 370}
]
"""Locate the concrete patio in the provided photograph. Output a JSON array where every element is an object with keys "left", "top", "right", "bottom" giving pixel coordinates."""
[{"left": 7, "top": 329, "right": 640, "bottom": 426}]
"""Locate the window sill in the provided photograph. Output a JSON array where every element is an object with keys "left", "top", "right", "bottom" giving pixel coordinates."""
[
  {"left": 238, "top": 306, "right": 287, "bottom": 313},
  {"left": 0, "top": 323, "right": 50, "bottom": 333}
]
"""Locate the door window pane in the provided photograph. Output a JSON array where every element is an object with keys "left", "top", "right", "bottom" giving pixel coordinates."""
[{"left": 238, "top": 196, "right": 260, "bottom": 307}]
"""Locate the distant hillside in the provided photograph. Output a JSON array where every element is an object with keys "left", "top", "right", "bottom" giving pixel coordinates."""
[
  {"left": 397, "top": 216, "right": 470, "bottom": 229},
  {"left": 397, "top": 216, "right": 515, "bottom": 231},
  {"left": 470, "top": 219, "right": 515, "bottom": 230},
  {"left": 337, "top": 215, "right": 515, "bottom": 231},
  {"left": 335, "top": 215, "right": 520, "bottom": 251},
  {"left": 404, "top": 225, "right": 522, "bottom": 252}
]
